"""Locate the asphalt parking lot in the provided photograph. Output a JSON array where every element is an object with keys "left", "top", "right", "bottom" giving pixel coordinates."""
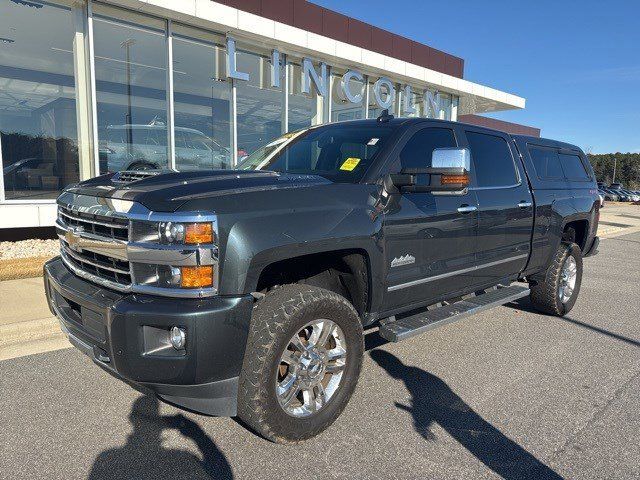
[{"left": 1, "top": 231, "right": 639, "bottom": 480}]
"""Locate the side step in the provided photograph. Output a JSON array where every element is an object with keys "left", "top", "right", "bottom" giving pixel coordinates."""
[{"left": 378, "top": 285, "right": 530, "bottom": 342}]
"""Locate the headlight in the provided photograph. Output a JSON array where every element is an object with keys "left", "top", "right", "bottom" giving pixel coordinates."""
[
  {"left": 162, "top": 222, "right": 185, "bottom": 243},
  {"left": 129, "top": 215, "right": 219, "bottom": 294},
  {"left": 132, "top": 221, "right": 216, "bottom": 245},
  {"left": 133, "top": 264, "right": 215, "bottom": 289}
]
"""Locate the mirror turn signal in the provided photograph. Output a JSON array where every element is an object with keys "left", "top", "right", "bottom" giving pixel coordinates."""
[{"left": 441, "top": 173, "right": 470, "bottom": 187}]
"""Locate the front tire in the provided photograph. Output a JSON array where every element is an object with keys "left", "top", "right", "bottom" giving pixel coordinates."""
[
  {"left": 237, "top": 284, "right": 364, "bottom": 443},
  {"left": 529, "top": 242, "right": 583, "bottom": 316}
]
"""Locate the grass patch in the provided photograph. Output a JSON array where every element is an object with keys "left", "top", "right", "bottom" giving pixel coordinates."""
[{"left": 0, "top": 256, "right": 54, "bottom": 281}]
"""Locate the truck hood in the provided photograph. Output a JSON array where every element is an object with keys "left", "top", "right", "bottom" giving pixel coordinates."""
[{"left": 64, "top": 170, "right": 332, "bottom": 212}]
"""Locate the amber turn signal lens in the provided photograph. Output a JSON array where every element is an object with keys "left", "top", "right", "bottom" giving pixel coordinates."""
[
  {"left": 441, "top": 174, "right": 470, "bottom": 186},
  {"left": 185, "top": 223, "right": 213, "bottom": 244},
  {"left": 180, "top": 265, "right": 213, "bottom": 288}
]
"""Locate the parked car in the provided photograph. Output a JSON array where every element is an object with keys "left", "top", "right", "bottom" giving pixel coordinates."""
[
  {"left": 618, "top": 189, "right": 639, "bottom": 202},
  {"left": 609, "top": 183, "right": 624, "bottom": 190},
  {"left": 602, "top": 187, "right": 626, "bottom": 201},
  {"left": 599, "top": 189, "right": 618, "bottom": 202},
  {"left": 45, "top": 114, "right": 600, "bottom": 443},
  {"left": 99, "top": 124, "right": 231, "bottom": 173},
  {"left": 614, "top": 189, "right": 634, "bottom": 202}
]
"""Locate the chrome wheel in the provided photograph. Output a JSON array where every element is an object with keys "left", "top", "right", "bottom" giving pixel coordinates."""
[
  {"left": 276, "top": 319, "right": 347, "bottom": 418},
  {"left": 558, "top": 256, "right": 577, "bottom": 303}
]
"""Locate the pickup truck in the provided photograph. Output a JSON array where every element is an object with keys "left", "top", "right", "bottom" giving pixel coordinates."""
[{"left": 44, "top": 113, "right": 600, "bottom": 443}]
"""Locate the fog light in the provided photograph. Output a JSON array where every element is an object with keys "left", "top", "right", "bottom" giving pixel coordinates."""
[{"left": 170, "top": 326, "right": 186, "bottom": 350}]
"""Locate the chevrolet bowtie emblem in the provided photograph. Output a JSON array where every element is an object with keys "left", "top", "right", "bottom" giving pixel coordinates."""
[{"left": 65, "top": 226, "right": 84, "bottom": 253}]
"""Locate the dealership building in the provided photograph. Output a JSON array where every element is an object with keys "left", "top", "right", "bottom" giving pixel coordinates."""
[{"left": 0, "top": 0, "right": 539, "bottom": 230}]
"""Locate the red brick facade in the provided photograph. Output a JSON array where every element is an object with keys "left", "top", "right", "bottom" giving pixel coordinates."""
[{"left": 214, "top": 0, "right": 465, "bottom": 78}]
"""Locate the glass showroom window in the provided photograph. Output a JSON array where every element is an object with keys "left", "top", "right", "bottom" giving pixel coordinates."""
[
  {"left": 0, "top": 0, "right": 80, "bottom": 200},
  {"left": 438, "top": 93, "right": 453, "bottom": 120},
  {"left": 236, "top": 47, "right": 284, "bottom": 160},
  {"left": 92, "top": 6, "right": 169, "bottom": 174},
  {"left": 417, "top": 90, "right": 453, "bottom": 119},
  {"left": 288, "top": 60, "right": 325, "bottom": 132},
  {"left": 172, "top": 25, "right": 231, "bottom": 171},
  {"left": 330, "top": 70, "right": 366, "bottom": 122},
  {"left": 367, "top": 80, "right": 396, "bottom": 119},
  {"left": 406, "top": 87, "right": 423, "bottom": 118}
]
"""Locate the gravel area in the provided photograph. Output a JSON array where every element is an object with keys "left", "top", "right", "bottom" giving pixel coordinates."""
[{"left": 0, "top": 239, "right": 59, "bottom": 260}]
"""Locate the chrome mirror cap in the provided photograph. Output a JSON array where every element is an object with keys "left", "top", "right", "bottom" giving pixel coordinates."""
[{"left": 432, "top": 147, "right": 471, "bottom": 171}]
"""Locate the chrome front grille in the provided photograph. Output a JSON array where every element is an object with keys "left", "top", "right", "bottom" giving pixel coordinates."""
[
  {"left": 60, "top": 239, "right": 132, "bottom": 287},
  {"left": 57, "top": 203, "right": 132, "bottom": 292},
  {"left": 56, "top": 191, "right": 219, "bottom": 298},
  {"left": 58, "top": 206, "right": 129, "bottom": 241}
]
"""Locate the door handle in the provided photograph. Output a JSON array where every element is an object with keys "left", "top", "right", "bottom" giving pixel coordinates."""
[
  {"left": 517, "top": 201, "right": 532, "bottom": 209},
  {"left": 457, "top": 205, "right": 478, "bottom": 214}
]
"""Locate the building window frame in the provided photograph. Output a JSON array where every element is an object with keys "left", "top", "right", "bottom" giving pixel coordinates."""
[
  {"left": 89, "top": 1, "right": 171, "bottom": 174},
  {"left": 0, "top": 0, "right": 91, "bottom": 205},
  {"left": 166, "top": 19, "right": 176, "bottom": 169}
]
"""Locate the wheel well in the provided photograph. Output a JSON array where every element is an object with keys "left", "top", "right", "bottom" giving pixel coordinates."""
[
  {"left": 255, "top": 250, "right": 370, "bottom": 316},
  {"left": 563, "top": 220, "right": 588, "bottom": 251}
]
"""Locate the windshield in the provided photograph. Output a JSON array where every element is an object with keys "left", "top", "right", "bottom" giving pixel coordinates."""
[{"left": 237, "top": 123, "right": 397, "bottom": 183}]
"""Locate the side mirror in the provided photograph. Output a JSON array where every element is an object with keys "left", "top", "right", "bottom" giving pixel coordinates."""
[
  {"left": 385, "top": 148, "right": 471, "bottom": 193},
  {"left": 432, "top": 147, "right": 470, "bottom": 172}
]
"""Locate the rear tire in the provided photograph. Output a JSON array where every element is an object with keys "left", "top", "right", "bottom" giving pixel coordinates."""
[
  {"left": 237, "top": 284, "right": 364, "bottom": 443},
  {"left": 529, "top": 242, "right": 583, "bottom": 316}
]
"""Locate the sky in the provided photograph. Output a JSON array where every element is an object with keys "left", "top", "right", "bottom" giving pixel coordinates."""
[{"left": 313, "top": 0, "right": 640, "bottom": 154}]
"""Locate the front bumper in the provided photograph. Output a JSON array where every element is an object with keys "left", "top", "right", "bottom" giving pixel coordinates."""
[{"left": 44, "top": 257, "right": 253, "bottom": 416}]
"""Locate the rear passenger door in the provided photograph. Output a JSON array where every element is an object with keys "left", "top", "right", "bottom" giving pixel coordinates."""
[{"left": 462, "top": 128, "right": 533, "bottom": 287}]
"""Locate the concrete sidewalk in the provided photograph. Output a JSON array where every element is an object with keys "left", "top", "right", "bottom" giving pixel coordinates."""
[
  {"left": 0, "top": 203, "right": 638, "bottom": 361},
  {"left": 0, "top": 277, "right": 68, "bottom": 361}
]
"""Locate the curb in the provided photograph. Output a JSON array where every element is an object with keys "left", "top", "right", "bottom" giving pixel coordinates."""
[
  {"left": 0, "top": 335, "right": 70, "bottom": 362},
  {"left": 0, "top": 317, "right": 61, "bottom": 346},
  {"left": 0, "top": 317, "right": 70, "bottom": 361},
  {"left": 598, "top": 225, "right": 640, "bottom": 239}
]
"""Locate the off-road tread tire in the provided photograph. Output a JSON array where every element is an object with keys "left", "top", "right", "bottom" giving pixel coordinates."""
[
  {"left": 530, "top": 242, "right": 583, "bottom": 316},
  {"left": 237, "top": 284, "right": 364, "bottom": 444}
]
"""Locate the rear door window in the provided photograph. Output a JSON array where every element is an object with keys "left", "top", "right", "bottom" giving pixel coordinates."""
[
  {"left": 466, "top": 131, "right": 518, "bottom": 187},
  {"left": 528, "top": 145, "right": 563, "bottom": 179},
  {"left": 559, "top": 152, "right": 590, "bottom": 181}
]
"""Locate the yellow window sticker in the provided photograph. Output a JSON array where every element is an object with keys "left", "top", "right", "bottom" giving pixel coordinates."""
[{"left": 340, "top": 157, "right": 361, "bottom": 171}]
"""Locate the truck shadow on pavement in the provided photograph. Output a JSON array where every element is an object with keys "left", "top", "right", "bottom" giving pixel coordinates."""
[
  {"left": 369, "top": 349, "right": 564, "bottom": 480},
  {"left": 507, "top": 298, "right": 640, "bottom": 348},
  {"left": 88, "top": 395, "right": 233, "bottom": 480}
]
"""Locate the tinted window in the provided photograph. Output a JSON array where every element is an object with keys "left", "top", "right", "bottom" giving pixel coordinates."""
[
  {"left": 529, "top": 146, "right": 564, "bottom": 179},
  {"left": 399, "top": 128, "right": 456, "bottom": 170},
  {"left": 559, "top": 153, "right": 590, "bottom": 180},
  {"left": 238, "top": 124, "right": 397, "bottom": 183},
  {"left": 466, "top": 131, "right": 518, "bottom": 187}
]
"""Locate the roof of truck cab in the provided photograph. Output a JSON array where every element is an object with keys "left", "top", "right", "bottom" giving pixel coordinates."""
[
  {"left": 331, "top": 116, "right": 522, "bottom": 136},
  {"left": 511, "top": 134, "right": 584, "bottom": 153},
  {"left": 319, "top": 118, "right": 584, "bottom": 153}
]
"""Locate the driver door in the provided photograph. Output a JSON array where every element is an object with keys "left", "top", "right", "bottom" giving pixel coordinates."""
[{"left": 382, "top": 125, "right": 479, "bottom": 311}]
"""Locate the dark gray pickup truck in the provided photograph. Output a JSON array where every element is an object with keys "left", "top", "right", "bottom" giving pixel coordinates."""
[{"left": 44, "top": 114, "right": 600, "bottom": 443}]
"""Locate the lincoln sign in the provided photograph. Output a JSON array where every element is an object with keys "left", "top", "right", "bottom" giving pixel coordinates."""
[{"left": 226, "top": 37, "right": 444, "bottom": 117}]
